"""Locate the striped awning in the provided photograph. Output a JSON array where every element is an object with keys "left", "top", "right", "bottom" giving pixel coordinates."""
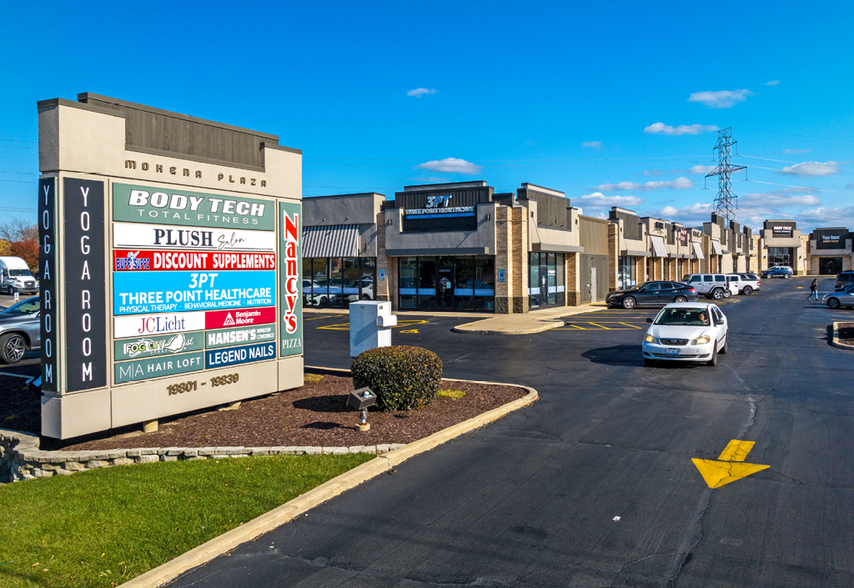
[
  {"left": 711, "top": 240, "right": 723, "bottom": 255},
  {"left": 649, "top": 235, "right": 668, "bottom": 258},
  {"left": 302, "top": 225, "right": 359, "bottom": 258},
  {"left": 692, "top": 242, "right": 705, "bottom": 260}
]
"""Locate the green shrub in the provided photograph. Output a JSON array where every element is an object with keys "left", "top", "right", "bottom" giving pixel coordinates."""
[{"left": 351, "top": 346, "right": 443, "bottom": 411}]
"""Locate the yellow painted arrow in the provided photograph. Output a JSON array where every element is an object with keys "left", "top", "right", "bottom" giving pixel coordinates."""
[
  {"left": 399, "top": 329, "right": 419, "bottom": 333},
  {"left": 692, "top": 440, "right": 770, "bottom": 489}
]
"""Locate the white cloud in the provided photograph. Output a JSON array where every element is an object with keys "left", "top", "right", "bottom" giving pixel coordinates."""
[
  {"left": 687, "top": 164, "right": 716, "bottom": 175},
  {"left": 411, "top": 176, "right": 449, "bottom": 183},
  {"left": 576, "top": 193, "right": 645, "bottom": 207},
  {"left": 688, "top": 89, "right": 753, "bottom": 109},
  {"left": 798, "top": 205, "right": 854, "bottom": 227},
  {"left": 644, "top": 122, "right": 719, "bottom": 136},
  {"left": 642, "top": 169, "right": 664, "bottom": 176},
  {"left": 594, "top": 177, "right": 694, "bottom": 192},
  {"left": 765, "top": 80, "right": 780, "bottom": 86},
  {"left": 415, "top": 157, "right": 481, "bottom": 175},
  {"left": 650, "top": 203, "right": 715, "bottom": 223},
  {"left": 783, "top": 148, "right": 812, "bottom": 154},
  {"left": 581, "top": 141, "right": 602, "bottom": 149},
  {"left": 407, "top": 88, "right": 437, "bottom": 98},
  {"left": 739, "top": 192, "right": 820, "bottom": 207},
  {"left": 778, "top": 161, "right": 841, "bottom": 177}
]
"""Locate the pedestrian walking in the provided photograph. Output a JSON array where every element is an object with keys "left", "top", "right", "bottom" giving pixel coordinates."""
[{"left": 808, "top": 278, "right": 819, "bottom": 301}]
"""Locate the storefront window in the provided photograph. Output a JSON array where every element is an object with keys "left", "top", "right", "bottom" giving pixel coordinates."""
[
  {"left": 547, "top": 253, "right": 557, "bottom": 305},
  {"left": 454, "top": 256, "right": 474, "bottom": 310},
  {"left": 474, "top": 256, "right": 495, "bottom": 311},
  {"left": 618, "top": 256, "right": 637, "bottom": 290},
  {"left": 360, "top": 258, "right": 376, "bottom": 300},
  {"left": 529, "top": 253, "right": 541, "bottom": 308},
  {"left": 399, "top": 257, "right": 417, "bottom": 309}
]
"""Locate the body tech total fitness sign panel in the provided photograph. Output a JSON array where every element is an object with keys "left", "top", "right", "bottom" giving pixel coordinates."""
[{"left": 110, "top": 183, "right": 295, "bottom": 385}]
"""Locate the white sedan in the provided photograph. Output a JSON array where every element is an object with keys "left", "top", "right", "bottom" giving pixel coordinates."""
[{"left": 642, "top": 302, "right": 729, "bottom": 366}]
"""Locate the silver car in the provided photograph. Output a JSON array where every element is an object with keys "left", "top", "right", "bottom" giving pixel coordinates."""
[
  {"left": 0, "top": 297, "right": 40, "bottom": 364},
  {"left": 823, "top": 286, "right": 854, "bottom": 309}
]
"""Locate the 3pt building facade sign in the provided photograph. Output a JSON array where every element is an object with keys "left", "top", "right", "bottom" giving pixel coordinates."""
[{"left": 37, "top": 93, "right": 303, "bottom": 439}]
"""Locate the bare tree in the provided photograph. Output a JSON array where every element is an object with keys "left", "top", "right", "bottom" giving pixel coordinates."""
[{"left": 0, "top": 218, "right": 38, "bottom": 243}]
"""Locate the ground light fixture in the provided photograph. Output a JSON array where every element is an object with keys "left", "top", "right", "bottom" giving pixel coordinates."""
[{"left": 348, "top": 387, "right": 377, "bottom": 432}]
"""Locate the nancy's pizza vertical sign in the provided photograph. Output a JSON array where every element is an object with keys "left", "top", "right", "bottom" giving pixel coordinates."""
[{"left": 279, "top": 201, "right": 302, "bottom": 356}]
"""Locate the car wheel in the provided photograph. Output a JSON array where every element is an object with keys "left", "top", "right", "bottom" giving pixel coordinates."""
[
  {"left": 622, "top": 297, "right": 636, "bottom": 309},
  {"left": 720, "top": 336, "right": 728, "bottom": 354},
  {"left": 319, "top": 296, "right": 328, "bottom": 307},
  {"left": 707, "top": 344, "right": 718, "bottom": 367},
  {"left": 828, "top": 298, "right": 841, "bottom": 309},
  {"left": 723, "top": 289, "right": 732, "bottom": 298},
  {"left": 743, "top": 286, "right": 752, "bottom": 295},
  {"left": 784, "top": 274, "right": 790, "bottom": 279},
  {"left": 712, "top": 288, "right": 724, "bottom": 300},
  {"left": 0, "top": 333, "right": 27, "bottom": 364},
  {"left": 674, "top": 296, "right": 687, "bottom": 303},
  {"left": 644, "top": 358, "right": 655, "bottom": 366}
]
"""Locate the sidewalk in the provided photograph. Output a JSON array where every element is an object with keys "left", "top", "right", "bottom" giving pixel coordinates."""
[{"left": 305, "top": 302, "right": 608, "bottom": 335}]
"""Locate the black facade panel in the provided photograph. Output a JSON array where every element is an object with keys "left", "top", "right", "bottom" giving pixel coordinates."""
[
  {"left": 396, "top": 187, "right": 491, "bottom": 232},
  {"left": 609, "top": 211, "right": 643, "bottom": 240},
  {"left": 38, "top": 178, "right": 59, "bottom": 392},
  {"left": 63, "top": 178, "right": 107, "bottom": 392},
  {"left": 815, "top": 228, "right": 849, "bottom": 249}
]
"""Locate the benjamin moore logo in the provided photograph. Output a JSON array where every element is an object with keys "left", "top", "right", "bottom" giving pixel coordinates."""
[
  {"left": 223, "top": 313, "right": 236, "bottom": 326},
  {"left": 122, "top": 333, "right": 195, "bottom": 358}
]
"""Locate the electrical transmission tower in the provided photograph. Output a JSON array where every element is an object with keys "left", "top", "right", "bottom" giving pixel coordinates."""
[{"left": 705, "top": 127, "right": 746, "bottom": 223}]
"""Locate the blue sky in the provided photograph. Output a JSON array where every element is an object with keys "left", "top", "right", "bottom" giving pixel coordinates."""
[{"left": 2, "top": 1, "right": 853, "bottom": 232}]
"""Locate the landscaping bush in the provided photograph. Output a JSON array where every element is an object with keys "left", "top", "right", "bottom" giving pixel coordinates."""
[{"left": 351, "top": 346, "right": 443, "bottom": 411}]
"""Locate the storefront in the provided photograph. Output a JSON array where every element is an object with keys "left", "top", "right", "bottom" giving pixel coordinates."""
[
  {"left": 761, "top": 220, "right": 804, "bottom": 273},
  {"left": 302, "top": 256, "right": 376, "bottom": 307},
  {"left": 528, "top": 252, "right": 565, "bottom": 309},
  {"left": 809, "top": 228, "right": 852, "bottom": 275},
  {"left": 399, "top": 255, "right": 495, "bottom": 311}
]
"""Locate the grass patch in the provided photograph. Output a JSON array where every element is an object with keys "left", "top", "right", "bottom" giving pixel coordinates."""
[
  {"left": 0, "top": 454, "right": 373, "bottom": 588},
  {"left": 438, "top": 389, "right": 465, "bottom": 399},
  {"left": 303, "top": 373, "right": 324, "bottom": 383}
]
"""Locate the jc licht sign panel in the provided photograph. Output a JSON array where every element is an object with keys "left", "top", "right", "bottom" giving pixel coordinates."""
[{"left": 37, "top": 93, "right": 303, "bottom": 439}]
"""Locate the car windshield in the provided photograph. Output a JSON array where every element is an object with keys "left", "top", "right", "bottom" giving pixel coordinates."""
[
  {"left": 3, "top": 298, "right": 39, "bottom": 314},
  {"left": 654, "top": 307, "right": 709, "bottom": 326},
  {"left": 9, "top": 269, "right": 31, "bottom": 277}
]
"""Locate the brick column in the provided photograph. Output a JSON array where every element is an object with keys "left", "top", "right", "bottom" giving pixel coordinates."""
[
  {"left": 607, "top": 224, "right": 618, "bottom": 292},
  {"left": 375, "top": 212, "right": 389, "bottom": 303},
  {"left": 566, "top": 252, "right": 579, "bottom": 305},
  {"left": 512, "top": 207, "right": 529, "bottom": 313}
]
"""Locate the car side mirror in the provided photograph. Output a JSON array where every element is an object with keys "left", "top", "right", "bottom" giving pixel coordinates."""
[
  {"left": 646, "top": 318, "right": 653, "bottom": 323},
  {"left": 715, "top": 319, "right": 724, "bottom": 326}
]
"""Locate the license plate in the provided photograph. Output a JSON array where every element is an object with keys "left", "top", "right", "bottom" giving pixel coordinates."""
[{"left": 666, "top": 348, "right": 680, "bottom": 355}]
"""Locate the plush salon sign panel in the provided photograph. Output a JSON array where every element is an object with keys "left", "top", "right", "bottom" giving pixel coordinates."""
[{"left": 63, "top": 178, "right": 107, "bottom": 392}]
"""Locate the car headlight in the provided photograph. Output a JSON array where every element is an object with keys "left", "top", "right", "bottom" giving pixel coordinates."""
[
  {"left": 691, "top": 335, "right": 711, "bottom": 345},
  {"left": 644, "top": 334, "right": 659, "bottom": 344}
]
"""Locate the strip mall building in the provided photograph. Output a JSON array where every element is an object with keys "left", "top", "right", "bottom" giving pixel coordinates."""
[{"left": 301, "top": 180, "right": 832, "bottom": 314}]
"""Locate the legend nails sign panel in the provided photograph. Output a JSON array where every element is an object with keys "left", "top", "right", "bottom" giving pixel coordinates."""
[{"left": 111, "top": 183, "right": 288, "bottom": 385}]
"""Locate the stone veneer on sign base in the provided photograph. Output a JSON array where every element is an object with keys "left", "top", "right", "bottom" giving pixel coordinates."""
[{"left": 0, "top": 429, "right": 402, "bottom": 483}]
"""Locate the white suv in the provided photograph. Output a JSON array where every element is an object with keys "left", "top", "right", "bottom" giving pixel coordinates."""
[
  {"left": 726, "top": 273, "right": 761, "bottom": 295},
  {"left": 682, "top": 274, "right": 739, "bottom": 300}
]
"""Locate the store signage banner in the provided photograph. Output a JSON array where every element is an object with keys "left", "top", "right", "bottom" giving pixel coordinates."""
[
  {"left": 205, "top": 306, "right": 276, "bottom": 329},
  {"left": 112, "top": 222, "right": 277, "bottom": 252},
  {"left": 772, "top": 225, "right": 793, "bottom": 235},
  {"left": 38, "top": 178, "right": 59, "bottom": 392},
  {"left": 64, "top": 178, "right": 107, "bottom": 392},
  {"left": 114, "top": 250, "right": 276, "bottom": 271},
  {"left": 279, "top": 202, "right": 303, "bottom": 357},
  {"left": 115, "top": 351, "right": 205, "bottom": 384},
  {"left": 113, "top": 270, "right": 276, "bottom": 315},
  {"left": 206, "top": 342, "right": 276, "bottom": 369},
  {"left": 115, "top": 311, "right": 207, "bottom": 339},
  {"left": 114, "top": 331, "right": 205, "bottom": 361},
  {"left": 206, "top": 324, "right": 276, "bottom": 349},
  {"left": 113, "top": 183, "right": 275, "bottom": 230}
]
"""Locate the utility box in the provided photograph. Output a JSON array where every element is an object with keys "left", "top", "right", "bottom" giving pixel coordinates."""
[{"left": 350, "top": 301, "right": 396, "bottom": 357}]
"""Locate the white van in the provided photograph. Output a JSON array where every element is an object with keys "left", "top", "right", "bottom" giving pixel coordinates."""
[
  {"left": 0, "top": 257, "right": 39, "bottom": 295},
  {"left": 682, "top": 274, "right": 739, "bottom": 300}
]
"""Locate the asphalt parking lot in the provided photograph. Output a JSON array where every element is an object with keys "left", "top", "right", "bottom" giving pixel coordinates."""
[{"left": 174, "top": 276, "right": 854, "bottom": 588}]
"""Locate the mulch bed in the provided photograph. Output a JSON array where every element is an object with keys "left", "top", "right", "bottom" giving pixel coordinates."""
[
  {"left": 838, "top": 323, "right": 854, "bottom": 346},
  {"left": 0, "top": 371, "right": 527, "bottom": 451}
]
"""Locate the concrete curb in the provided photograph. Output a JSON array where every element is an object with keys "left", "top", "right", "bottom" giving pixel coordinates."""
[
  {"left": 120, "top": 377, "right": 538, "bottom": 588},
  {"left": 451, "top": 305, "right": 606, "bottom": 335},
  {"left": 831, "top": 322, "right": 854, "bottom": 350},
  {"left": 452, "top": 321, "right": 564, "bottom": 335}
]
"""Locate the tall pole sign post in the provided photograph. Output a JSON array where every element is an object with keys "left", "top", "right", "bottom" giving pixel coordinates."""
[{"left": 37, "top": 93, "right": 303, "bottom": 439}]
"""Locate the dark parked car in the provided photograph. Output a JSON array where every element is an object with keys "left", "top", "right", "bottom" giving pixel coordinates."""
[
  {"left": 0, "top": 297, "right": 40, "bottom": 364},
  {"left": 835, "top": 271, "right": 854, "bottom": 290},
  {"left": 606, "top": 281, "right": 699, "bottom": 309},
  {"left": 761, "top": 266, "right": 793, "bottom": 279}
]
